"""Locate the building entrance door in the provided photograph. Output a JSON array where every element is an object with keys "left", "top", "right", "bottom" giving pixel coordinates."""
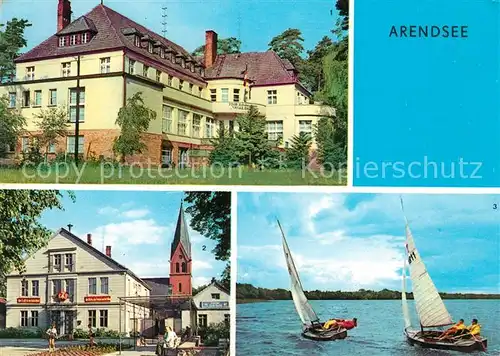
[{"left": 64, "top": 311, "right": 75, "bottom": 335}]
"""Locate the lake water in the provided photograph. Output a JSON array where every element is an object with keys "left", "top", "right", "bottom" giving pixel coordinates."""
[{"left": 236, "top": 300, "right": 500, "bottom": 355}]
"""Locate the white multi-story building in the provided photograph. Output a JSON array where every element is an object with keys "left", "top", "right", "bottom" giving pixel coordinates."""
[{"left": 5, "top": 228, "right": 150, "bottom": 335}]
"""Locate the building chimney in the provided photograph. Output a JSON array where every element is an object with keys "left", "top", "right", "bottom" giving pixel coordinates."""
[
  {"left": 87, "top": 234, "right": 92, "bottom": 245},
  {"left": 204, "top": 30, "right": 218, "bottom": 68},
  {"left": 105, "top": 246, "right": 111, "bottom": 258},
  {"left": 57, "top": 0, "right": 72, "bottom": 32}
]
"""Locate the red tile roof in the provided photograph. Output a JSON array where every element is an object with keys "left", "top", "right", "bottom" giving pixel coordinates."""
[
  {"left": 205, "top": 51, "right": 298, "bottom": 86},
  {"left": 16, "top": 4, "right": 300, "bottom": 88},
  {"left": 16, "top": 4, "right": 205, "bottom": 84}
]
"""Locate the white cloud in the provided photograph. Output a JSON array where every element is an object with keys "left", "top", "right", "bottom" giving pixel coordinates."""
[
  {"left": 122, "top": 209, "right": 150, "bottom": 219},
  {"left": 98, "top": 206, "right": 119, "bottom": 215},
  {"left": 91, "top": 219, "right": 170, "bottom": 247},
  {"left": 193, "top": 276, "right": 211, "bottom": 288},
  {"left": 127, "top": 261, "right": 170, "bottom": 278},
  {"left": 193, "top": 260, "right": 213, "bottom": 271}
]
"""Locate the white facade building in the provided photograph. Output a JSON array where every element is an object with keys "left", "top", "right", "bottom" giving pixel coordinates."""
[{"left": 5, "top": 228, "right": 150, "bottom": 335}]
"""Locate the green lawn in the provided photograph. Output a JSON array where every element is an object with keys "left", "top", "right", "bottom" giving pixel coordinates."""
[{"left": 0, "top": 165, "right": 347, "bottom": 185}]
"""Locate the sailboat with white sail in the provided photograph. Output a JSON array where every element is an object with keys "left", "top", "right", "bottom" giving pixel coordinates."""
[
  {"left": 400, "top": 198, "right": 488, "bottom": 352},
  {"left": 277, "top": 219, "right": 348, "bottom": 341}
]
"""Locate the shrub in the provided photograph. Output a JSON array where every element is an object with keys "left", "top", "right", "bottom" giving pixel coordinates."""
[
  {"left": 198, "top": 322, "right": 229, "bottom": 347},
  {"left": 73, "top": 328, "right": 126, "bottom": 339},
  {"left": 0, "top": 326, "right": 43, "bottom": 338}
]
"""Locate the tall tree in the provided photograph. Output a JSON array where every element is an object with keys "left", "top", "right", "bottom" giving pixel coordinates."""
[
  {"left": 285, "top": 132, "right": 312, "bottom": 169},
  {"left": 335, "top": 0, "right": 349, "bottom": 32},
  {"left": 0, "top": 190, "right": 74, "bottom": 296},
  {"left": 183, "top": 192, "right": 231, "bottom": 289},
  {"left": 0, "top": 18, "right": 31, "bottom": 83},
  {"left": 113, "top": 92, "right": 156, "bottom": 163},
  {"left": 268, "top": 28, "right": 304, "bottom": 67},
  {"left": 0, "top": 95, "right": 26, "bottom": 158},
  {"left": 234, "top": 106, "right": 272, "bottom": 166},
  {"left": 209, "top": 128, "right": 239, "bottom": 166},
  {"left": 192, "top": 37, "right": 242, "bottom": 57},
  {"left": 301, "top": 36, "right": 334, "bottom": 92},
  {"left": 34, "top": 106, "right": 69, "bottom": 160}
]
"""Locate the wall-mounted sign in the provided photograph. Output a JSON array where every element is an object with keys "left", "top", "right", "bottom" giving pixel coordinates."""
[
  {"left": 228, "top": 102, "right": 251, "bottom": 111},
  {"left": 200, "top": 301, "right": 229, "bottom": 309},
  {"left": 84, "top": 295, "right": 111, "bottom": 303},
  {"left": 17, "top": 297, "right": 41, "bottom": 304}
]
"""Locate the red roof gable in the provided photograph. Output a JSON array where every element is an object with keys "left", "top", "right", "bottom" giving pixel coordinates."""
[
  {"left": 205, "top": 51, "right": 298, "bottom": 86},
  {"left": 16, "top": 4, "right": 205, "bottom": 84}
]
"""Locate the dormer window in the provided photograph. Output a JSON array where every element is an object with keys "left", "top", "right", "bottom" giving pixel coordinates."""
[
  {"left": 70, "top": 34, "right": 77, "bottom": 46},
  {"left": 201, "top": 68, "right": 205, "bottom": 77},
  {"left": 160, "top": 47, "right": 165, "bottom": 58},
  {"left": 181, "top": 58, "right": 185, "bottom": 68},
  {"left": 134, "top": 35, "right": 140, "bottom": 47},
  {"left": 82, "top": 33, "right": 89, "bottom": 44},
  {"left": 148, "top": 42, "right": 153, "bottom": 53},
  {"left": 59, "top": 37, "right": 66, "bottom": 47},
  {"left": 190, "top": 63, "right": 195, "bottom": 73}
]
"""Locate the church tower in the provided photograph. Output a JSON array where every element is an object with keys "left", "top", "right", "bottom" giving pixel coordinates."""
[{"left": 169, "top": 203, "right": 192, "bottom": 296}]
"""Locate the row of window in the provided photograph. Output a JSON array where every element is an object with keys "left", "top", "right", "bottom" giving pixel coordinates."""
[
  {"left": 266, "top": 120, "right": 312, "bottom": 141},
  {"left": 19, "top": 277, "right": 109, "bottom": 298},
  {"left": 208, "top": 88, "right": 277, "bottom": 105},
  {"left": 162, "top": 106, "right": 218, "bottom": 138},
  {"left": 130, "top": 33, "right": 205, "bottom": 77},
  {"left": 50, "top": 253, "right": 74, "bottom": 272},
  {"left": 58, "top": 32, "right": 92, "bottom": 48},
  {"left": 20, "top": 309, "right": 109, "bottom": 328},
  {"left": 89, "top": 309, "right": 109, "bottom": 328},
  {"left": 9, "top": 88, "right": 85, "bottom": 123},
  {"left": 20, "top": 310, "right": 39, "bottom": 327},
  {"left": 127, "top": 59, "right": 205, "bottom": 97},
  {"left": 88, "top": 277, "right": 109, "bottom": 295},
  {"left": 17, "top": 136, "right": 83, "bottom": 155}
]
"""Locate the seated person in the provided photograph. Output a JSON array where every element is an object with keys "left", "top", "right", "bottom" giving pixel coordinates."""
[
  {"left": 322, "top": 319, "right": 339, "bottom": 330},
  {"left": 336, "top": 318, "right": 357, "bottom": 330},
  {"left": 438, "top": 319, "right": 465, "bottom": 340},
  {"left": 467, "top": 319, "right": 481, "bottom": 337}
]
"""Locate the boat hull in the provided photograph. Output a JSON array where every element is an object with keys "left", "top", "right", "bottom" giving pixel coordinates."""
[
  {"left": 302, "top": 325, "right": 348, "bottom": 341},
  {"left": 405, "top": 328, "right": 487, "bottom": 353}
]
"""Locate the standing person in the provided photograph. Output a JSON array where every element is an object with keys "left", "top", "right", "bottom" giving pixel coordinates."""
[
  {"left": 46, "top": 322, "right": 57, "bottom": 353},
  {"left": 165, "top": 326, "right": 179, "bottom": 349},
  {"left": 88, "top": 323, "right": 95, "bottom": 347}
]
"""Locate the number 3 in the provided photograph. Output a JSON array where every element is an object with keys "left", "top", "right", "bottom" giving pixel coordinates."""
[{"left": 494, "top": 204, "right": 498, "bottom": 210}]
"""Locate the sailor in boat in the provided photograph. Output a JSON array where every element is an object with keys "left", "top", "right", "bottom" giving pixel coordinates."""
[
  {"left": 466, "top": 319, "right": 481, "bottom": 337},
  {"left": 336, "top": 318, "right": 357, "bottom": 330},
  {"left": 322, "top": 319, "right": 339, "bottom": 330},
  {"left": 438, "top": 319, "right": 466, "bottom": 340},
  {"left": 322, "top": 318, "right": 357, "bottom": 330}
]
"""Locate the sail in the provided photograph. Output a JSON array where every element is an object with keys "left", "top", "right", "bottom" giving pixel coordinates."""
[
  {"left": 404, "top": 222, "right": 453, "bottom": 327},
  {"left": 277, "top": 220, "right": 320, "bottom": 327},
  {"left": 401, "top": 257, "right": 412, "bottom": 329}
]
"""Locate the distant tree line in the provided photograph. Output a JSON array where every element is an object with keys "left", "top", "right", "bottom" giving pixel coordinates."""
[{"left": 236, "top": 283, "right": 500, "bottom": 301}]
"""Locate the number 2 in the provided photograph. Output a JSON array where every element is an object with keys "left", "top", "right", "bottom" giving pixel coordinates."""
[{"left": 202, "top": 245, "right": 206, "bottom": 251}]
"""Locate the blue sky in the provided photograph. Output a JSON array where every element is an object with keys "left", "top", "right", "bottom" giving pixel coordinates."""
[
  {"left": 40, "top": 190, "right": 226, "bottom": 287},
  {"left": 1, "top": 0, "right": 338, "bottom": 54},
  {"left": 237, "top": 193, "right": 500, "bottom": 294}
]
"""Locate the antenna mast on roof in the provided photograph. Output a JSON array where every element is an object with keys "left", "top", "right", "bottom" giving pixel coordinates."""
[{"left": 161, "top": 5, "right": 168, "bottom": 38}]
